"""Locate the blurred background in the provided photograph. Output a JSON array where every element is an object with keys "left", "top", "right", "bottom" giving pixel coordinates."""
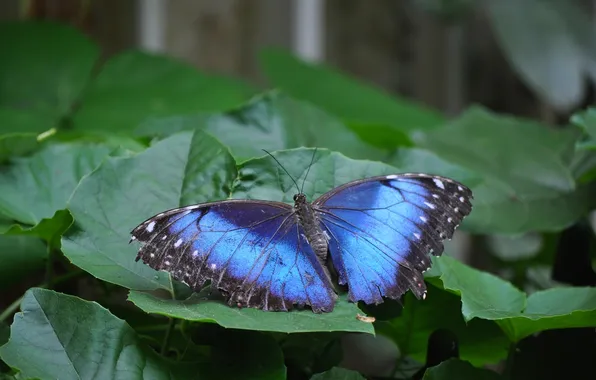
[
  {"left": 2, "top": 0, "right": 594, "bottom": 123},
  {"left": 2, "top": 0, "right": 596, "bottom": 378}
]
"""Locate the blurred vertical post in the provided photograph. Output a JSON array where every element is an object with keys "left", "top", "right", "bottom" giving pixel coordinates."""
[
  {"left": 137, "top": 0, "right": 166, "bottom": 53},
  {"left": 292, "top": 0, "right": 325, "bottom": 62}
]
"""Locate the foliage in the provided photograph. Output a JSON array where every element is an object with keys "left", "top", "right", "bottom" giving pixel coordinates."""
[{"left": 1, "top": 21, "right": 595, "bottom": 380}]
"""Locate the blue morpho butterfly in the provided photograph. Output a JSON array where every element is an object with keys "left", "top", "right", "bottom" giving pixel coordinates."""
[{"left": 131, "top": 150, "right": 473, "bottom": 313}]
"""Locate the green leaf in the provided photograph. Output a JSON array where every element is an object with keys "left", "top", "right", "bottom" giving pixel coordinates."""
[
  {"left": 4, "top": 210, "right": 73, "bottom": 249},
  {"left": 501, "top": 287, "right": 596, "bottom": 341},
  {"left": 0, "top": 107, "right": 54, "bottom": 135},
  {"left": 0, "top": 21, "right": 99, "bottom": 120},
  {"left": 422, "top": 359, "right": 504, "bottom": 380},
  {"left": 486, "top": 0, "right": 596, "bottom": 112},
  {"left": 0, "top": 133, "right": 39, "bottom": 163},
  {"left": 128, "top": 291, "right": 374, "bottom": 334},
  {"left": 0, "top": 234, "right": 46, "bottom": 289},
  {"left": 377, "top": 284, "right": 509, "bottom": 366},
  {"left": 232, "top": 148, "right": 396, "bottom": 204},
  {"left": 390, "top": 147, "right": 483, "bottom": 189},
  {"left": 429, "top": 256, "right": 596, "bottom": 342},
  {"left": 310, "top": 367, "right": 365, "bottom": 380},
  {"left": 0, "top": 288, "right": 201, "bottom": 380},
  {"left": 73, "top": 51, "right": 255, "bottom": 132},
  {"left": 259, "top": 49, "right": 444, "bottom": 148},
  {"left": 571, "top": 107, "right": 596, "bottom": 149},
  {"left": 0, "top": 143, "right": 111, "bottom": 225},
  {"left": 62, "top": 131, "right": 236, "bottom": 292},
  {"left": 414, "top": 106, "right": 588, "bottom": 234},
  {"left": 137, "top": 91, "right": 383, "bottom": 161}
]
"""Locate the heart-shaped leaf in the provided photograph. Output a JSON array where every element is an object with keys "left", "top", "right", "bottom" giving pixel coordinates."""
[
  {"left": 0, "top": 21, "right": 99, "bottom": 121},
  {"left": 428, "top": 256, "right": 596, "bottom": 342},
  {"left": 0, "top": 288, "right": 205, "bottom": 379},
  {"left": 259, "top": 49, "right": 444, "bottom": 148},
  {"left": 73, "top": 51, "right": 255, "bottom": 132},
  {"left": 377, "top": 284, "right": 509, "bottom": 366},
  {"left": 136, "top": 91, "right": 383, "bottom": 161},
  {"left": 414, "top": 107, "right": 591, "bottom": 234},
  {"left": 62, "top": 131, "right": 236, "bottom": 293}
]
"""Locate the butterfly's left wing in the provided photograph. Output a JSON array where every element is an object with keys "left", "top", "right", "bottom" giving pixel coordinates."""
[
  {"left": 131, "top": 200, "right": 336, "bottom": 312},
  {"left": 313, "top": 174, "right": 473, "bottom": 304}
]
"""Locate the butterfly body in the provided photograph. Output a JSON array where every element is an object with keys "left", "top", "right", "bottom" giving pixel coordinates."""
[{"left": 131, "top": 173, "right": 473, "bottom": 313}]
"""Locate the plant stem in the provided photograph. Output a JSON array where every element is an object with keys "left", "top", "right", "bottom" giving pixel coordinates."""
[
  {"left": 503, "top": 342, "right": 517, "bottom": 379},
  {"left": 0, "top": 295, "right": 24, "bottom": 323},
  {"left": 0, "top": 270, "right": 84, "bottom": 323},
  {"left": 160, "top": 317, "right": 176, "bottom": 356},
  {"left": 160, "top": 279, "right": 178, "bottom": 356}
]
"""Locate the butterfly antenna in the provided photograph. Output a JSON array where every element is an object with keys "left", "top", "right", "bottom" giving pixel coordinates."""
[
  {"left": 262, "top": 149, "right": 301, "bottom": 193},
  {"left": 301, "top": 148, "right": 318, "bottom": 194}
]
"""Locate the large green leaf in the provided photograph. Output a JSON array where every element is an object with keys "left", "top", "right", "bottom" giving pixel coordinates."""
[
  {"left": 0, "top": 133, "right": 39, "bottom": 163},
  {"left": 377, "top": 284, "right": 509, "bottom": 366},
  {"left": 422, "top": 359, "right": 504, "bottom": 380},
  {"left": 62, "top": 134, "right": 398, "bottom": 332},
  {"left": 414, "top": 106, "right": 591, "bottom": 234},
  {"left": 137, "top": 91, "right": 383, "bottom": 161},
  {"left": 4, "top": 210, "right": 73, "bottom": 249},
  {"left": 429, "top": 256, "right": 596, "bottom": 342},
  {"left": 259, "top": 49, "right": 444, "bottom": 149},
  {"left": 73, "top": 51, "right": 255, "bottom": 132},
  {"left": 486, "top": 0, "right": 596, "bottom": 112},
  {"left": 0, "top": 143, "right": 111, "bottom": 225},
  {"left": 128, "top": 291, "right": 373, "bottom": 334},
  {"left": 0, "top": 21, "right": 99, "bottom": 121},
  {"left": 0, "top": 288, "right": 202, "bottom": 380},
  {"left": 232, "top": 148, "right": 396, "bottom": 204},
  {"left": 62, "top": 131, "right": 236, "bottom": 292}
]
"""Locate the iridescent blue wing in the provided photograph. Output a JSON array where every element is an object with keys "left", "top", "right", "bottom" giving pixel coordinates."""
[
  {"left": 131, "top": 200, "right": 336, "bottom": 312},
  {"left": 313, "top": 174, "right": 473, "bottom": 304}
]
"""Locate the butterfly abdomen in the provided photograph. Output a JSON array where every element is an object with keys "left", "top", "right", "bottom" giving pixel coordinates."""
[{"left": 294, "top": 193, "right": 328, "bottom": 261}]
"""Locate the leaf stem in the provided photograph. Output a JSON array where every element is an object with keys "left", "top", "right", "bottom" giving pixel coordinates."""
[
  {"left": 160, "top": 278, "right": 177, "bottom": 356},
  {"left": 0, "top": 270, "right": 84, "bottom": 323},
  {"left": 503, "top": 342, "right": 517, "bottom": 379},
  {"left": 160, "top": 317, "right": 176, "bottom": 356}
]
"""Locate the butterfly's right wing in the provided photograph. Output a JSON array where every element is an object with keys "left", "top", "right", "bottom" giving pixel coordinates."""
[{"left": 131, "top": 200, "right": 336, "bottom": 312}]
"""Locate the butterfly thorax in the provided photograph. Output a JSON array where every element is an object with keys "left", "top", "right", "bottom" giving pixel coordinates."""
[{"left": 293, "top": 193, "right": 328, "bottom": 261}]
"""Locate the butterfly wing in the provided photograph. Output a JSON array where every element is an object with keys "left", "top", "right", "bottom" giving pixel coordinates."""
[
  {"left": 131, "top": 200, "right": 336, "bottom": 312},
  {"left": 313, "top": 174, "right": 473, "bottom": 304}
]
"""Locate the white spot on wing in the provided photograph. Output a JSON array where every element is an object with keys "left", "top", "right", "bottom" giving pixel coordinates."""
[
  {"left": 454, "top": 207, "right": 459, "bottom": 213},
  {"left": 130, "top": 236, "right": 136, "bottom": 241},
  {"left": 414, "top": 232, "right": 421, "bottom": 240},
  {"left": 150, "top": 253, "right": 155, "bottom": 258},
  {"left": 174, "top": 239, "right": 183, "bottom": 248},
  {"left": 146, "top": 221, "right": 156, "bottom": 232},
  {"left": 192, "top": 250, "right": 199, "bottom": 257},
  {"left": 161, "top": 235, "right": 167, "bottom": 240},
  {"left": 432, "top": 194, "right": 440, "bottom": 199},
  {"left": 210, "top": 263, "right": 217, "bottom": 270},
  {"left": 433, "top": 178, "right": 445, "bottom": 189},
  {"left": 459, "top": 196, "right": 465, "bottom": 202},
  {"left": 164, "top": 260, "right": 171, "bottom": 266},
  {"left": 447, "top": 217, "right": 453, "bottom": 223},
  {"left": 424, "top": 201, "right": 436, "bottom": 209},
  {"left": 419, "top": 216, "right": 428, "bottom": 223},
  {"left": 386, "top": 174, "right": 398, "bottom": 179},
  {"left": 457, "top": 185, "right": 463, "bottom": 191}
]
